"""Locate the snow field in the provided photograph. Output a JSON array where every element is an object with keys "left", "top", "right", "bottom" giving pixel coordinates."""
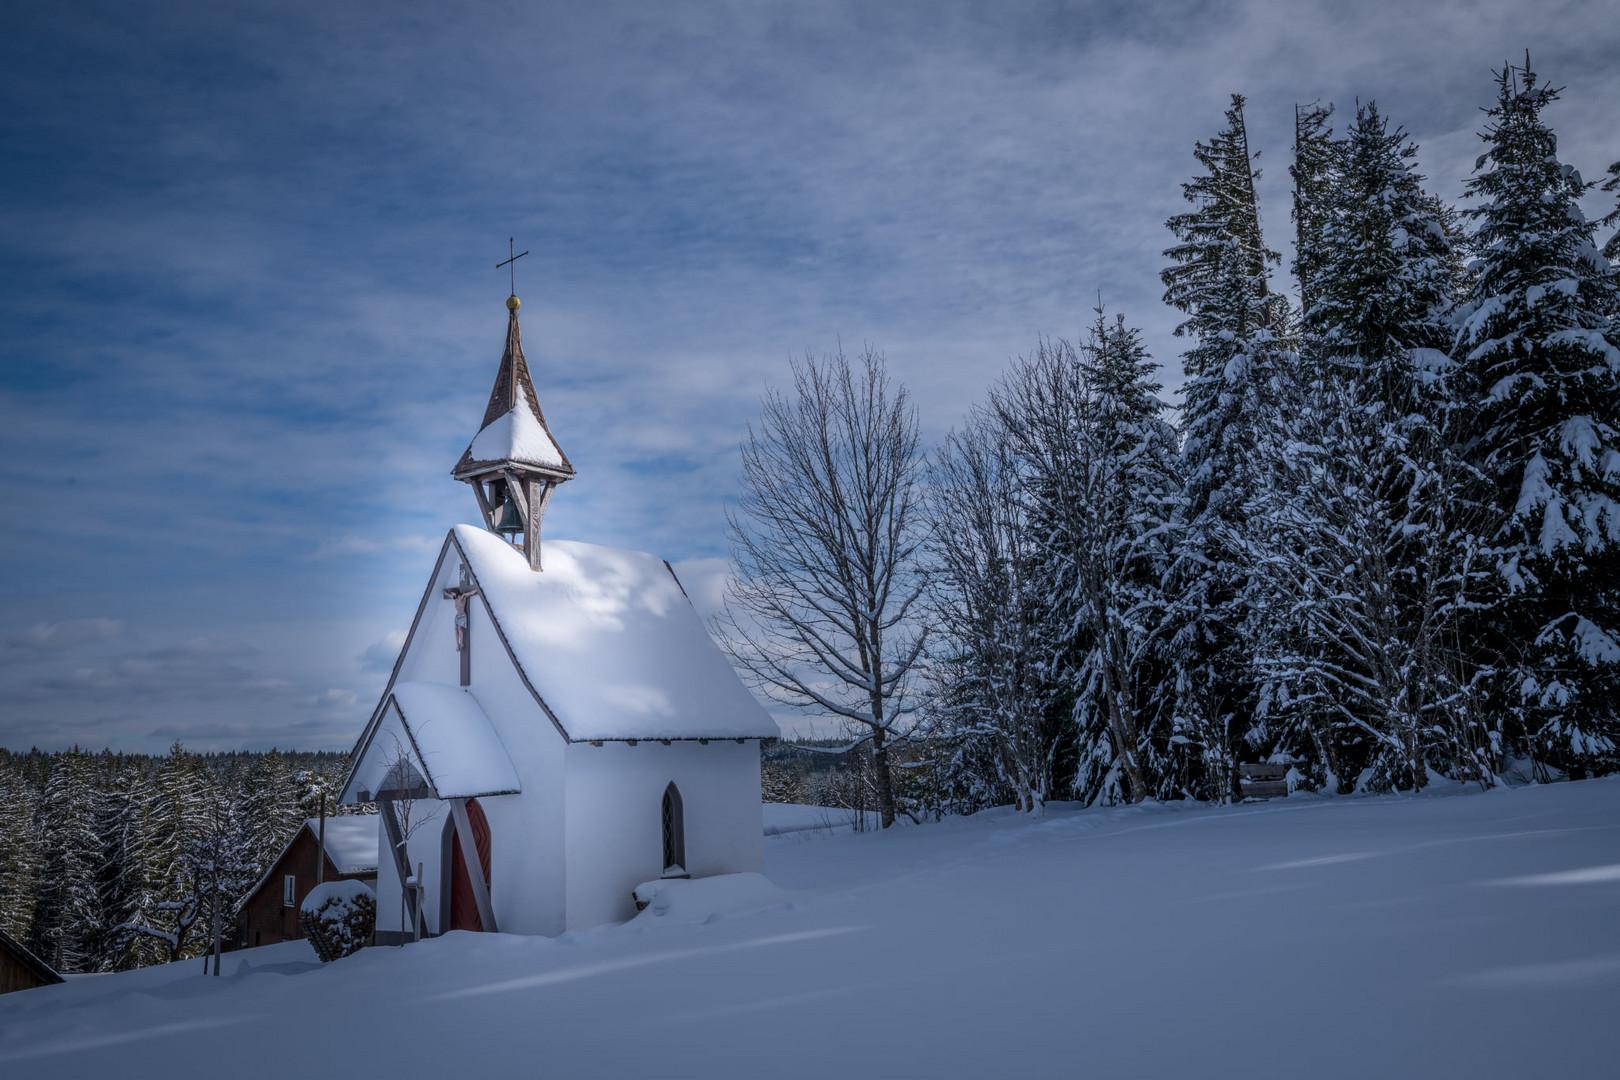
[{"left": 2, "top": 778, "right": 1617, "bottom": 1078}]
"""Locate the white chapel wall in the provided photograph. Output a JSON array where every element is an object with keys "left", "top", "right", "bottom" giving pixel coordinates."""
[
  {"left": 462, "top": 546, "right": 567, "bottom": 936},
  {"left": 562, "top": 738, "right": 765, "bottom": 929},
  {"left": 391, "top": 547, "right": 463, "bottom": 689},
  {"left": 373, "top": 799, "right": 449, "bottom": 938}
]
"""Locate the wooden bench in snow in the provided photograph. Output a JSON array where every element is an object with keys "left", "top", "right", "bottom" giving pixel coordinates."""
[{"left": 1238, "top": 763, "right": 1290, "bottom": 800}]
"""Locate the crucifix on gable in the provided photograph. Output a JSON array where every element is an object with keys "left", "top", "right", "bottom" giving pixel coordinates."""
[{"left": 442, "top": 562, "right": 481, "bottom": 686}]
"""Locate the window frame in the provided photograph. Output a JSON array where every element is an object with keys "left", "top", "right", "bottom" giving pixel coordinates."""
[
  {"left": 661, "top": 782, "right": 686, "bottom": 876},
  {"left": 283, "top": 873, "right": 297, "bottom": 907}
]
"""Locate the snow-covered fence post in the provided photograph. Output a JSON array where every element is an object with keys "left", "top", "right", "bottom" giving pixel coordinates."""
[{"left": 414, "top": 861, "right": 425, "bottom": 943}]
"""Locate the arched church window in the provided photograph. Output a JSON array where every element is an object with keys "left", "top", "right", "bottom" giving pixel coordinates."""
[{"left": 661, "top": 783, "right": 686, "bottom": 876}]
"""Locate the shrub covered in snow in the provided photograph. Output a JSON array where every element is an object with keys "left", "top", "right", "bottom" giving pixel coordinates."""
[{"left": 298, "top": 879, "right": 376, "bottom": 962}]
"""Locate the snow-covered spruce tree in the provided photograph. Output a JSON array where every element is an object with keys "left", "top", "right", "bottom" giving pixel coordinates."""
[
  {"left": 1291, "top": 101, "right": 1340, "bottom": 321},
  {"left": 28, "top": 750, "right": 104, "bottom": 973},
  {"left": 191, "top": 788, "right": 257, "bottom": 975},
  {"left": 1455, "top": 61, "right": 1620, "bottom": 779},
  {"left": 0, "top": 759, "right": 42, "bottom": 942},
  {"left": 150, "top": 743, "right": 208, "bottom": 889},
  {"left": 117, "top": 743, "right": 212, "bottom": 962},
  {"left": 93, "top": 760, "right": 166, "bottom": 971},
  {"left": 296, "top": 767, "right": 333, "bottom": 823},
  {"left": 1601, "top": 161, "right": 1620, "bottom": 266},
  {"left": 760, "top": 753, "right": 808, "bottom": 804},
  {"left": 989, "top": 314, "right": 1181, "bottom": 805},
  {"left": 1254, "top": 103, "right": 1493, "bottom": 792},
  {"left": 925, "top": 405, "right": 1064, "bottom": 812},
  {"left": 1160, "top": 94, "right": 1290, "bottom": 802},
  {"left": 244, "top": 748, "right": 302, "bottom": 875},
  {"left": 718, "top": 347, "right": 927, "bottom": 828}
]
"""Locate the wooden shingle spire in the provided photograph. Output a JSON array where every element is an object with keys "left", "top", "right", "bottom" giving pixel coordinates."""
[
  {"left": 452, "top": 292, "right": 574, "bottom": 571},
  {"left": 454, "top": 300, "right": 574, "bottom": 482}
]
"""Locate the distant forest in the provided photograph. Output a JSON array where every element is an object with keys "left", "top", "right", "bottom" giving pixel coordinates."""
[
  {"left": 0, "top": 742, "right": 887, "bottom": 975},
  {"left": 0, "top": 746, "right": 362, "bottom": 975}
]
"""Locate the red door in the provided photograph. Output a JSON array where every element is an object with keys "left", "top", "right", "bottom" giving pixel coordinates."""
[{"left": 449, "top": 799, "right": 492, "bottom": 932}]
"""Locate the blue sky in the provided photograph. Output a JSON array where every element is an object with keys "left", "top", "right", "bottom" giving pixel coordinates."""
[{"left": 2, "top": 0, "right": 1616, "bottom": 753}]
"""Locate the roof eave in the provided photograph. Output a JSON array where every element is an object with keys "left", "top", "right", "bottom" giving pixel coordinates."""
[
  {"left": 0, "top": 927, "right": 63, "bottom": 985},
  {"left": 577, "top": 735, "right": 778, "bottom": 745},
  {"left": 452, "top": 456, "right": 576, "bottom": 483}
]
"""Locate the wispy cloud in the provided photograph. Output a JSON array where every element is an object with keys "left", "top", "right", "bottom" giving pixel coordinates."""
[
  {"left": 13, "top": 636, "right": 271, "bottom": 701},
  {"left": 358, "top": 630, "right": 408, "bottom": 673},
  {"left": 3, "top": 618, "right": 123, "bottom": 656},
  {"left": 298, "top": 688, "right": 359, "bottom": 709},
  {"left": 310, "top": 535, "right": 440, "bottom": 560}
]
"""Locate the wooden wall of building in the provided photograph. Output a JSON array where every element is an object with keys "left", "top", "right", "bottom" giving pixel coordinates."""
[
  {"left": 235, "top": 828, "right": 376, "bottom": 950},
  {"left": 0, "top": 931, "right": 63, "bottom": 996}
]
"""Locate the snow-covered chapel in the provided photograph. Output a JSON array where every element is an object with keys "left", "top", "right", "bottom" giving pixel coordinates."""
[{"left": 339, "top": 290, "right": 778, "bottom": 943}]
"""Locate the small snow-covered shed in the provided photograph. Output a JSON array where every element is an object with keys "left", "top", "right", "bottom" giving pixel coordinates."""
[
  {"left": 340, "top": 291, "right": 778, "bottom": 942},
  {"left": 235, "top": 816, "right": 379, "bottom": 949}
]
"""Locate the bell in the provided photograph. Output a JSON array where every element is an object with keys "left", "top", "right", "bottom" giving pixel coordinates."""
[{"left": 493, "top": 498, "right": 524, "bottom": 536}]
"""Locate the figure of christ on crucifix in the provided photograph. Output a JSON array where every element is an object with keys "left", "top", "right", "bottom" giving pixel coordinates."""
[{"left": 442, "top": 563, "right": 481, "bottom": 687}]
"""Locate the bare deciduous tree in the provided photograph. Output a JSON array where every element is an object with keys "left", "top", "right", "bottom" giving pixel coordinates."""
[
  {"left": 718, "top": 346, "right": 927, "bottom": 828},
  {"left": 925, "top": 414, "right": 1061, "bottom": 812},
  {"left": 378, "top": 736, "right": 432, "bottom": 943}
]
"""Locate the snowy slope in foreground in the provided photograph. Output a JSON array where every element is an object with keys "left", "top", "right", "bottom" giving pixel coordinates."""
[{"left": 4, "top": 779, "right": 1619, "bottom": 1079}]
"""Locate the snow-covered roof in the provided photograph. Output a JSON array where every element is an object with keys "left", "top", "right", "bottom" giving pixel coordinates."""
[
  {"left": 306, "top": 816, "right": 379, "bottom": 876},
  {"left": 346, "top": 681, "right": 523, "bottom": 802},
  {"left": 467, "top": 405, "right": 566, "bottom": 471},
  {"left": 392, "top": 681, "right": 522, "bottom": 798},
  {"left": 454, "top": 525, "right": 781, "bottom": 742}
]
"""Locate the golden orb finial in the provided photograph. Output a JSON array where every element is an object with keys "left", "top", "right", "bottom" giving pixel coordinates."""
[{"left": 506, "top": 294, "right": 521, "bottom": 311}]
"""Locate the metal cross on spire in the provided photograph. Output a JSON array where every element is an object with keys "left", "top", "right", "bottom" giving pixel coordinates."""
[{"left": 496, "top": 237, "right": 529, "bottom": 297}]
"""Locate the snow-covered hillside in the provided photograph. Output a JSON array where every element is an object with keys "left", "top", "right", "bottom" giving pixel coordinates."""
[{"left": 4, "top": 780, "right": 1618, "bottom": 1078}]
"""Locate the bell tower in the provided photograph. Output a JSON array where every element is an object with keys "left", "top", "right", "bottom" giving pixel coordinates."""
[{"left": 452, "top": 287, "right": 575, "bottom": 571}]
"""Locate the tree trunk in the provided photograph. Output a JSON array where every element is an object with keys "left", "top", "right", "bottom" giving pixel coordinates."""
[
  {"left": 1408, "top": 731, "right": 1428, "bottom": 792},
  {"left": 210, "top": 904, "right": 221, "bottom": 977},
  {"left": 1100, "top": 625, "right": 1148, "bottom": 803},
  {"left": 1111, "top": 708, "right": 1149, "bottom": 804},
  {"left": 1306, "top": 712, "right": 1343, "bottom": 794},
  {"left": 870, "top": 729, "right": 896, "bottom": 829}
]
